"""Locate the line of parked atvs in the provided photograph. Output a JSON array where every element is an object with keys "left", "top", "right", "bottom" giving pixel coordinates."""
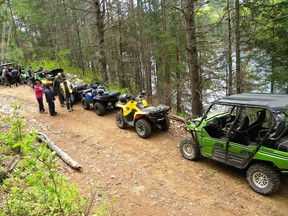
[
  {"left": 80, "top": 84, "right": 171, "bottom": 138},
  {"left": 1, "top": 63, "right": 171, "bottom": 138}
]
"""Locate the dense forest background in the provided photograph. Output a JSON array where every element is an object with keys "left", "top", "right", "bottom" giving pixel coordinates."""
[{"left": 1, "top": 0, "right": 287, "bottom": 116}]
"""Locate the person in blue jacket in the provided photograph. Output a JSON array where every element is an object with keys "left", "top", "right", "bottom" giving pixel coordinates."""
[{"left": 44, "top": 82, "right": 57, "bottom": 116}]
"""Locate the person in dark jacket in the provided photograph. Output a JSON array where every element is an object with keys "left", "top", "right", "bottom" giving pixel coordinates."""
[
  {"left": 28, "top": 66, "right": 35, "bottom": 88},
  {"left": 44, "top": 82, "right": 57, "bottom": 116},
  {"left": 10, "top": 67, "right": 20, "bottom": 87},
  {"left": 52, "top": 73, "right": 65, "bottom": 107}
]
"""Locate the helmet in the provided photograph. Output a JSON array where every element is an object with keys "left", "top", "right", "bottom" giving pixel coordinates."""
[
  {"left": 98, "top": 89, "right": 104, "bottom": 95},
  {"left": 92, "top": 84, "right": 98, "bottom": 89}
]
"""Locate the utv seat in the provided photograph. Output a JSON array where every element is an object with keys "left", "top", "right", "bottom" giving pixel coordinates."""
[
  {"left": 235, "top": 116, "right": 250, "bottom": 132},
  {"left": 247, "top": 110, "right": 266, "bottom": 141},
  {"left": 270, "top": 121, "right": 286, "bottom": 141},
  {"left": 230, "top": 116, "right": 250, "bottom": 145},
  {"left": 259, "top": 121, "right": 287, "bottom": 148}
]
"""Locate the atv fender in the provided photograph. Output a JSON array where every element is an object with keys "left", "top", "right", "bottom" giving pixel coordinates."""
[
  {"left": 134, "top": 111, "right": 147, "bottom": 120},
  {"left": 116, "top": 103, "right": 136, "bottom": 116}
]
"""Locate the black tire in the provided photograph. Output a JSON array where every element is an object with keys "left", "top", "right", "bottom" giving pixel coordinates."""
[
  {"left": 81, "top": 97, "right": 90, "bottom": 110},
  {"left": 116, "top": 112, "right": 127, "bottom": 129},
  {"left": 135, "top": 118, "right": 152, "bottom": 138},
  {"left": 179, "top": 138, "right": 200, "bottom": 161},
  {"left": 93, "top": 102, "right": 106, "bottom": 116},
  {"left": 26, "top": 79, "right": 32, "bottom": 87},
  {"left": 20, "top": 78, "right": 26, "bottom": 85},
  {"left": 159, "top": 115, "right": 170, "bottom": 131},
  {"left": 246, "top": 163, "right": 281, "bottom": 195}
]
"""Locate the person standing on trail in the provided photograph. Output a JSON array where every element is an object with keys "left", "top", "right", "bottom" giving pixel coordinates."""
[
  {"left": 28, "top": 66, "right": 35, "bottom": 88},
  {"left": 1, "top": 66, "right": 8, "bottom": 86},
  {"left": 53, "top": 73, "right": 65, "bottom": 107},
  {"left": 10, "top": 67, "right": 20, "bottom": 87},
  {"left": 60, "top": 78, "right": 74, "bottom": 112},
  {"left": 34, "top": 81, "right": 47, "bottom": 114},
  {"left": 44, "top": 82, "right": 57, "bottom": 116}
]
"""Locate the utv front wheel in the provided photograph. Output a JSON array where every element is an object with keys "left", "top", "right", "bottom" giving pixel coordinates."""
[
  {"left": 135, "top": 119, "right": 152, "bottom": 138},
  {"left": 94, "top": 102, "right": 105, "bottom": 116},
  {"left": 81, "top": 97, "right": 90, "bottom": 110},
  {"left": 116, "top": 112, "right": 127, "bottom": 129},
  {"left": 246, "top": 163, "right": 281, "bottom": 195},
  {"left": 179, "top": 138, "right": 200, "bottom": 161}
]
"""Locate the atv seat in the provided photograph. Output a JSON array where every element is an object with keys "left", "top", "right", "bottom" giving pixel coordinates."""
[
  {"left": 97, "top": 91, "right": 120, "bottom": 99},
  {"left": 83, "top": 88, "right": 92, "bottom": 94},
  {"left": 109, "top": 91, "right": 121, "bottom": 97}
]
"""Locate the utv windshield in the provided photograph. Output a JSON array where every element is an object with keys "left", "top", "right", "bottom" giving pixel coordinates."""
[{"left": 203, "top": 104, "right": 236, "bottom": 120}]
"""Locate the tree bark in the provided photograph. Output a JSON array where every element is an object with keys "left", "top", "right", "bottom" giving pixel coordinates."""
[
  {"left": 185, "top": 0, "right": 203, "bottom": 116},
  {"left": 94, "top": 0, "right": 108, "bottom": 83},
  {"left": 164, "top": 0, "right": 171, "bottom": 106},
  {"left": 173, "top": 0, "right": 182, "bottom": 114},
  {"left": 227, "top": 0, "right": 233, "bottom": 96},
  {"left": 6, "top": 0, "right": 21, "bottom": 47},
  {"left": 235, "top": 0, "right": 241, "bottom": 94},
  {"left": 116, "top": 1, "right": 125, "bottom": 88}
]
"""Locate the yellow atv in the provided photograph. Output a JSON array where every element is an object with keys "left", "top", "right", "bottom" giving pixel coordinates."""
[{"left": 115, "top": 92, "right": 171, "bottom": 138}]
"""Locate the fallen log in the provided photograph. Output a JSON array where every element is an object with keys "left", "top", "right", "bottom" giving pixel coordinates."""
[
  {"left": 0, "top": 154, "right": 20, "bottom": 182},
  {"left": 169, "top": 115, "right": 186, "bottom": 123},
  {"left": 37, "top": 132, "right": 82, "bottom": 171}
]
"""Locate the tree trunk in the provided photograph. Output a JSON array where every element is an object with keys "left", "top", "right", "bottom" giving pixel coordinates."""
[
  {"left": 6, "top": 0, "right": 21, "bottom": 47},
  {"left": 227, "top": 0, "right": 233, "bottom": 96},
  {"left": 69, "top": 1, "right": 85, "bottom": 76},
  {"left": 173, "top": 0, "right": 182, "bottom": 114},
  {"left": 235, "top": 0, "right": 241, "bottom": 94},
  {"left": 161, "top": 0, "right": 171, "bottom": 106},
  {"left": 144, "top": 48, "right": 152, "bottom": 102},
  {"left": 137, "top": 1, "right": 152, "bottom": 101},
  {"left": 116, "top": 1, "right": 125, "bottom": 88},
  {"left": 270, "top": 21, "right": 276, "bottom": 93},
  {"left": 94, "top": 0, "right": 108, "bottom": 83},
  {"left": 185, "top": 0, "right": 202, "bottom": 116}
]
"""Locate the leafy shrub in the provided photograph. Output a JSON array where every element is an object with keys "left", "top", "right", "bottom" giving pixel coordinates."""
[{"left": 0, "top": 104, "right": 120, "bottom": 215}]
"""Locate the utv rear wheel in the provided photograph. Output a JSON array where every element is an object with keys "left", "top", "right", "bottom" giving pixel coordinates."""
[
  {"left": 180, "top": 138, "right": 200, "bottom": 161},
  {"left": 160, "top": 115, "right": 170, "bottom": 131},
  {"left": 94, "top": 102, "right": 105, "bottom": 116},
  {"left": 81, "top": 98, "right": 90, "bottom": 110},
  {"left": 135, "top": 119, "right": 152, "bottom": 138},
  {"left": 246, "top": 163, "right": 281, "bottom": 195},
  {"left": 116, "top": 112, "right": 127, "bottom": 129}
]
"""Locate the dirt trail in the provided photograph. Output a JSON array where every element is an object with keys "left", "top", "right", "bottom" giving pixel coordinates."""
[{"left": 0, "top": 85, "right": 288, "bottom": 216}]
